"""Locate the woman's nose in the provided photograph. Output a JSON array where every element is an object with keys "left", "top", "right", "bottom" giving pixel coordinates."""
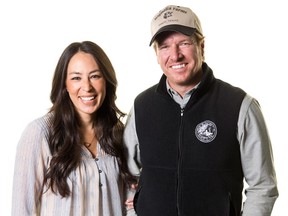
[{"left": 82, "top": 80, "right": 92, "bottom": 92}]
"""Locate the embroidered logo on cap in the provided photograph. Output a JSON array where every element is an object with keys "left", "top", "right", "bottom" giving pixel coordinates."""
[
  {"left": 163, "top": 11, "right": 173, "bottom": 19},
  {"left": 195, "top": 120, "right": 217, "bottom": 143}
]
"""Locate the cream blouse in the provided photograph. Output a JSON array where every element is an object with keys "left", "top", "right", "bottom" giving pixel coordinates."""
[{"left": 12, "top": 113, "right": 129, "bottom": 216}]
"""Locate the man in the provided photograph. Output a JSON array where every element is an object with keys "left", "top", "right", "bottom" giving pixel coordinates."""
[{"left": 124, "top": 5, "right": 278, "bottom": 216}]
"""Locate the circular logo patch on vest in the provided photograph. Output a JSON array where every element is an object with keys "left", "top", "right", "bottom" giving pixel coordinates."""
[{"left": 195, "top": 120, "right": 217, "bottom": 143}]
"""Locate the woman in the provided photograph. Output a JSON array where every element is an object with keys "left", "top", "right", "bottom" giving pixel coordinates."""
[{"left": 12, "top": 41, "right": 136, "bottom": 215}]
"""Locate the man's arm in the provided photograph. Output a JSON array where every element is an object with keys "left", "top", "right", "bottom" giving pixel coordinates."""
[{"left": 238, "top": 95, "right": 279, "bottom": 215}]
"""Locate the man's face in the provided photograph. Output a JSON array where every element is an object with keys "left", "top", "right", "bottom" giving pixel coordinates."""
[{"left": 155, "top": 31, "right": 202, "bottom": 94}]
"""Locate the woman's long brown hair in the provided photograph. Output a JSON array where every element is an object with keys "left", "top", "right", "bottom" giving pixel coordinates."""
[{"left": 43, "top": 41, "right": 136, "bottom": 197}]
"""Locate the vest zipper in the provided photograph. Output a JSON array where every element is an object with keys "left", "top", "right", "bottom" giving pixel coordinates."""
[{"left": 177, "top": 108, "right": 184, "bottom": 215}]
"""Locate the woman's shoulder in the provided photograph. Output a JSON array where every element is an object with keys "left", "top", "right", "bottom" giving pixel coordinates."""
[
  {"left": 23, "top": 113, "right": 53, "bottom": 137},
  {"left": 16, "top": 113, "right": 53, "bottom": 158}
]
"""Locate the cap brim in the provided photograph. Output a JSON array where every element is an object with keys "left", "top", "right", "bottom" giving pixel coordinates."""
[{"left": 149, "top": 25, "right": 196, "bottom": 46}]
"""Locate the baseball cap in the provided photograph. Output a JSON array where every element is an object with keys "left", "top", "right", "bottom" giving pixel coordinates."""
[{"left": 149, "top": 5, "right": 203, "bottom": 46}]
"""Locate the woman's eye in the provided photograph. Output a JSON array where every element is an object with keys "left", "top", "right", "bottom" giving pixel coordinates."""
[
  {"left": 91, "top": 74, "right": 100, "bottom": 79},
  {"left": 71, "top": 76, "right": 81, "bottom": 80},
  {"left": 91, "top": 72, "right": 103, "bottom": 79}
]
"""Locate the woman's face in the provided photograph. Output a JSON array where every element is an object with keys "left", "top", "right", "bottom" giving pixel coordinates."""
[{"left": 66, "top": 51, "right": 106, "bottom": 120}]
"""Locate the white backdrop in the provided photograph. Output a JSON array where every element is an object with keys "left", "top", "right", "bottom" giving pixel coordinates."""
[{"left": 1, "top": 0, "right": 286, "bottom": 215}]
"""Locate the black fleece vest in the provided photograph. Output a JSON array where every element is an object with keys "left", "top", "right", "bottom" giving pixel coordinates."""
[{"left": 134, "top": 63, "right": 246, "bottom": 216}]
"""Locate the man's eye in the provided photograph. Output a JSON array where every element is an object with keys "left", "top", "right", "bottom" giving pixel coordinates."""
[
  {"left": 159, "top": 45, "right": 168, "bottom": 50},
  {"left": 180, "top": 42, "right": 191, "bottom": 46}
]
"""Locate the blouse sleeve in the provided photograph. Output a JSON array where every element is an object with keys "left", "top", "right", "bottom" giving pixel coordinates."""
[{"left": 12, "top": 118, "right": 50, "bottom": 216}]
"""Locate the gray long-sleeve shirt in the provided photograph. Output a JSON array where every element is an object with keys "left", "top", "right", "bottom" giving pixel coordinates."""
[{"left": 123, "top": 92, "right": 278, "bottom": 216}]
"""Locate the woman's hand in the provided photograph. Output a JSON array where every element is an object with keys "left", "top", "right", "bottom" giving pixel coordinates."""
[
  {"left": 125, "top": 183, "right": 138, "bottom": 209},
  {"left": 125, "top": 197, "right": 134, "bottom": 210}
]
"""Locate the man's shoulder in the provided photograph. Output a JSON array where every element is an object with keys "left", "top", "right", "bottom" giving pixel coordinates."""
[{"left": 136, "top": 84, "right": 158, "bottom": 98}]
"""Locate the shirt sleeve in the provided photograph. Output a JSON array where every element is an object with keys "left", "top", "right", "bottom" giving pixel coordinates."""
[
  {"left": 123, "top": 105, "right": 141, "bottom": 216},
  {"left": 12, "top": 119, "right": 49, "bottom": 216},
  {"left": 237, "top": 94, "right": 279, "bottom": 215},
  {"left": 123, "top": 105, "right": 142, "bottom": 178}
]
